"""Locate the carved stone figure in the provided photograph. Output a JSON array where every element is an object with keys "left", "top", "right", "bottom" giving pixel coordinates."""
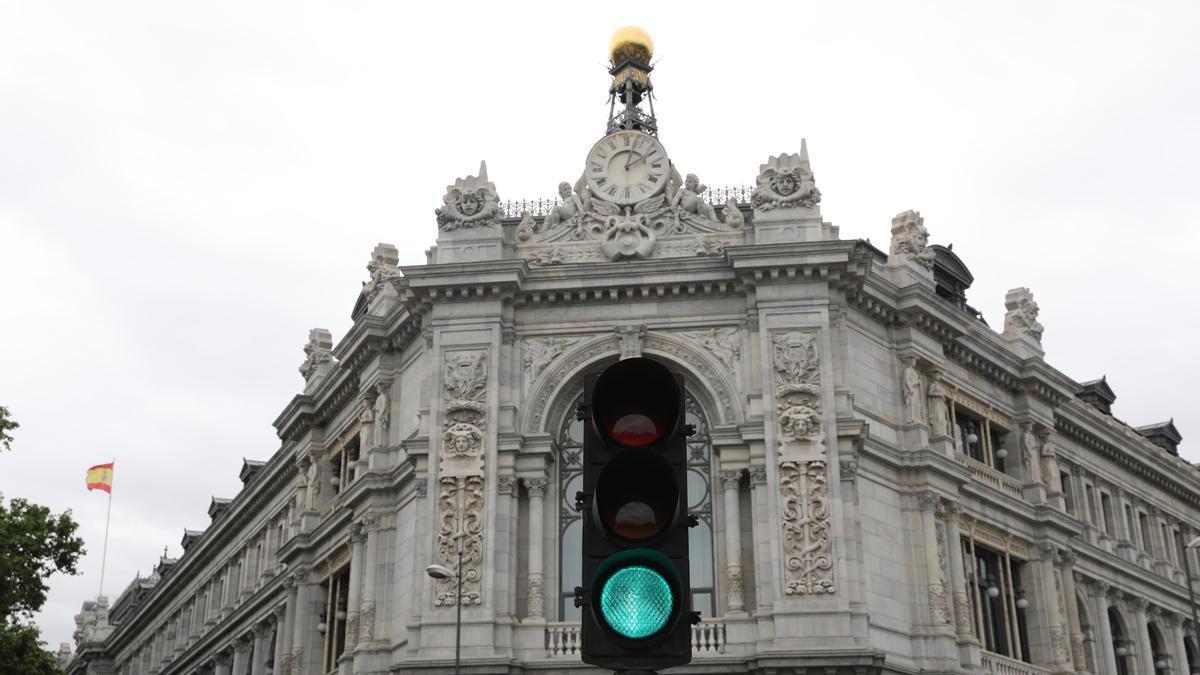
[
  {"left": 668, "top": 173, "right": 718, "bottom": 221},
  {"left": 303, "top": 458, "right": 320, "bottom": 510},
  {"left": 616, "top": 325, "right": 645, "bottom": 360},
  {"left": 542, "top": 180, "right": 589, "bottom": 230},
  {"left": 773, "top": 332, "right": 824, "bottom": 445},
  {"left": 524, "top": 337, "right": 578, "bottom": 381},
  {"left": 358, "top": 402, "right": 374, "bottom": 450},
  {"left": 443, "top": 422, "right": 484, "bottom": 458},
  {"left": 298, "top": 328, "right": 334, "bottom": 382},
  {"left": 752, "top": 149, "right": 821, "bottom": 210},
  {"left": 678, "top": 327, "right": 741, "bottom": 373},
  {"left": 1003, "top": 287, "right": 1044, "bottom": 342},
  {"left": 780, "top": 460, "right": 834, "bottom": 594},
  {"left": 889, "top": 210, "right": 936, "bottom": 270},
  {"left": 1021, "top": 424, "right": 1039, "bottom": 476},
  {"left": 362, "top": 243, "right": 400, "bottom": 305},
  {"left": 927, "top": 371, "right": 951, "bottom": 437},
  {"left": 722, "top": 197, "right": 744, "bottom": 228},
  {"left": 435, "top": 161, "right": 502, "bottom": 231},
  {"left": 900, "top": 355, "right": 923, "bottom": 424},
  {"left": 694, "top": 239, "right": 725, "bottom": 256},
  {"left": 529, "top": 248, "right": 564, "bottom": 266},
  {"left": 373, "top": 383, "right": 390, "bottom": 448},
  {"left": 515, "top": 211, "right": 537, "bottom": 242}
]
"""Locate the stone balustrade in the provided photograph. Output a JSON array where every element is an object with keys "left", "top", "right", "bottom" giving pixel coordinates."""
[{"left": 545, "top": 620, "right": 727, "bottom": 658}]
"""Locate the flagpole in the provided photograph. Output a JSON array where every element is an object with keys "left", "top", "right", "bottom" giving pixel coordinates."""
[{"left": 98, "top": 459, "right": 113, "bottom": 598}]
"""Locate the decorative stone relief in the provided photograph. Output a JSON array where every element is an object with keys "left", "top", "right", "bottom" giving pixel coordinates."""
[
  {"left": 362, "top": 243, "right": 400, "bottom": 305},
  {"left": 751, "top": 150, "right": 821, "bottom": 211},
  {"left": 838, "top": 458, "right": 858, "bottom": 481},
  {"left": 900, "top": 355, "right": 923, "bottom": 424},
  {"left": 888, "top": 210, "right": 936, "bottom": 270},
  {"left": 524, "top": 169, "right": 740, "bottom": 263},
  {"left": 674, "top": 327, "right": 741, "bottom": 374},
  {"left": 779, "top": 460, "right": 834, "bottom": 594},
  {"left": 528, "top": 248, "right": 564, "bottom": 266},
  {"left": 726, "top": 565, "right": 744, "bottom": 609},
  {"left": 748, "top": 464, "right": 767, "bottom": 486},
  {"left": 524, "top": 337, "right": 581, "bottom": 384},
  {"left": 1003, "top": 287, "right": 1044, "bottom": 342},
  {"left": 436, "top": 351, "right": 488, "bottom": 606},
  {"left": 926, "top": 370, "right": 950, "bottom": 437},
  {"left": 527, "top": 336, "right": 619, "bottom": 432},
  {"left": 414, "top": 478, "right": 428, "bottom": 499},
  {"left": 722, "top": 198, "right": 745, "bottom": 229},
  {"left": 435, "top": 161, "right": 502, "bottom": 231},
  {"left": 359, "top": 603, "right": 375, "bottom": 642},
  {"left": 515, "top": 211, "right": 537, "bottom": 242},
  {"left": 694, "top": 239, "right": 725, "bottom": 256},
  {"left": 298, "top": 329, "right": 334, "bottom": 383},
  {"left": 616, "top": 325, "right": 645, "bottom": 360},
  {"left": 772, "top": 332, "right": 825, "bottom": 449},
  {"left": 932, "top": 521, "right": 951, "bottom": 625},
  {"left": 496, "top": 474, "right": 517, "bottom": 495}
]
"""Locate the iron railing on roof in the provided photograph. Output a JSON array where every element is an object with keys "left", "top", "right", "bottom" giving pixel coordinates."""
[{"left": 500, "top": 185, "right": 753, "bottom": 219}]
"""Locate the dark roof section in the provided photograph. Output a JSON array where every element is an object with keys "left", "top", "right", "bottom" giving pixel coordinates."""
[
  {"left": 1076, "top": 377, "right": 1117, "bottom": 416},
  {"left": 181, "top": 529, "right": 204, "bottom": 551},
  {"left": 208, "top": 497, "right": 231, "bottom": 522},
  {"left": 930, "top": 244, "right": 987, "bottom": 324},
  {"left": 1135, "top": 419, "right": 1183, "bottom": 456},
  {"left": 239, "top": 459, "right": 265, "bottom": 486}
]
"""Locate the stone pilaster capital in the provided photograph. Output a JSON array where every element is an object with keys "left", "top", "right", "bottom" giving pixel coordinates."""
[
  {"left": 289, "top": 567, "right": 309, "bottom": 585},
  {"left": 414, "top": 477, "right": 428, "bottom": 499},
  {"left": 497, "top": 474, "right": 518, "bottom": 495},
  {"left": 522, "top": 476, "right": 548, "bottom": 497},
  {"left": 274, "top": 603, "right": 288, "bottom": 621},
  {"left": 1056, "top": 548, "right": 1077, "bottom": 567},
  {"left": 719, "top": 469, "right": 744, "bottom": 490},
  {"left": 1037, "top": 541, "right": 1059, "bottom": 560},
  {"left": 1093, "top": 579, "right": 1110, "bottom": 596},
  {"left": 349, "top": 521, "right": 367, "bottom": 544},
  {"left": 748, "top": 464, "right": 768, "bottom": 486},
  {"left": 1131, "top": 596, "right": 1150, "bottom": 613},
  {"left": 839, "top": 458, "right": 859, "bottom": 481},
  {"left": 941, "top": 499, "right": 962, "bottom": 519},
  {"left": 214, "top": 651, "right": 232, "bottom": 666},
  {"left": 918, "top": 490, "right": 940, "bottom": 511},
  {"left": 253, "top": 622, "right": 273, "bottom": 638}
]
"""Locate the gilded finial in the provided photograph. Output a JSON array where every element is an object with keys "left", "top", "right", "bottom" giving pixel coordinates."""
[{"left": 609, "top": 26, "right": 653, "bottom": 65}]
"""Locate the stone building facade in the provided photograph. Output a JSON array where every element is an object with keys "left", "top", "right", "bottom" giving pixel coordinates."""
[{"left": 67, "top": 35, "right": 1197, "bottom": 675}]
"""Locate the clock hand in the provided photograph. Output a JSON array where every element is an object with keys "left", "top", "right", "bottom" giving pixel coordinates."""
[{"left": 625, "top": 152, "right": 647, "bottom": 171}]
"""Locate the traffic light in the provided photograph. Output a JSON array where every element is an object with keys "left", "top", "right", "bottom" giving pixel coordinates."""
[{"left": 576, "top": 357, "right": 697, "bottom": 671}]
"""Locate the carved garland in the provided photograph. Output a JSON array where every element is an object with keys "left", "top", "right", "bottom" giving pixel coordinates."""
[{"left": 436, "top": 351, "right": 488, "bottom": 606}]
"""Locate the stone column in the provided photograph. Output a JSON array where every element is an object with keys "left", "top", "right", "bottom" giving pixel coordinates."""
[
  {"left": 277, "top": 579, "right": 297, "bottom": 675},
  {"left": 231, "top": 635, "right": 251, "bottom": 675},
  {"left": 942, "top": 501, "right": 973, "bottom": 641},
  {"left": 345, "top": 521, "right": 367, "bottom": 655},
  {"left": 748, "top": 464, "right": 774, "bottom": 612},
  {"left": 1133, "top": 598, "right": 1156, "bottom": 675},
  {"left": 1031, "top": 543, "right": 1070, "bottom": 669},
  {"left": 1058, "top": 554, "right": 1086, "bottom": 672},
  {"left": 213, "top": 652, "right": 232, "bottom": 675},
  {"left": 918, "top": 492, "right": 950, "bottom": 628},
  {"left": 290, "top": 573, "right": 314, "bottom": 673},
  {"left": 523, "top": 477, "right": 548, "bottom": 621},
  {"left": 720, "top": 470, "right": 746, "bottom": 615},
  {"left": 1170, "top": 615, "right": 1190, "bottom": 675},
  {"left": 250, "top": 623, "right": 271, "bottom": 675},
  {"left": 1095, "top": 583, "right": 1120, "bottom": 675},
  {"left": 359, "top": 516, "right": 380, "bottom": 643}
]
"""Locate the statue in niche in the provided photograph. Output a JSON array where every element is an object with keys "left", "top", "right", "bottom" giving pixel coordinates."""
[
  {"left": 900, "top": 356, "right": 923, "bottom": 424},
  {"left": 1021, "top": 424, "right": 1039, "bottom": 476},
  {"left": 668, "top": 173, "right": 718, "bottom": 222},
  {"left": 722, "top": 197, "right": 744, "bottom": 228},
  {"left": 304, "top": 458, "right": 321, "bottom": 509},
  {"left": 358, "top": 403, "right": 374, "bottom": 449},
  {"left": 373, "top": 384, "right": 390, "bottom": 448},
  {"left": 543, "top": 180, "right": 589, "bottom": 230},
  {"left": 927, "top": 372, "right": 950, "bottom": 437}
]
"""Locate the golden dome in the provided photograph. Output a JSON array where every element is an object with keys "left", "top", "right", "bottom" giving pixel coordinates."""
[{"left": 608, "top": 26, "right": 653, "bottom": 64}]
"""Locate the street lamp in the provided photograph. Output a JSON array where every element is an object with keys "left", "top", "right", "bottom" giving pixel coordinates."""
[{"left": 426, "top": 539, "right": 464, "bottom": 675}]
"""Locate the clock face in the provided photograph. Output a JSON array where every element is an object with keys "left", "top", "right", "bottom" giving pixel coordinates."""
[{"left": 586, "top": 130, "right": 669, "bottom": 205}]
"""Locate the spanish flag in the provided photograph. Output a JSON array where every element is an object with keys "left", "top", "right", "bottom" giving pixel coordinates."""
[{"left": 86, "top": 462, "right": 114, "bottom": 493}]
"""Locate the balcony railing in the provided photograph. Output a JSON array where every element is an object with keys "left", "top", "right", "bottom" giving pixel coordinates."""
[
  {"left": 955, "top": 452, "right": 1024, "bottom": 500},
  {"left": 545, "top": 620, "right": 726, "bottom": 657},
  {"left": 980, "top": 651, "right": 1052, "bottom": 675}
]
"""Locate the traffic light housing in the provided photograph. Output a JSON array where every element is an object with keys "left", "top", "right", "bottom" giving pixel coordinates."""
[{"left": 577, "top": 358, "right": 696, "bottom": 671}]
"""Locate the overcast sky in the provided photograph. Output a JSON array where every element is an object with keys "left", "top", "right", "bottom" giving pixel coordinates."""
[{"left": 2, "top": 0, "right": 1198, "bottom": 651}]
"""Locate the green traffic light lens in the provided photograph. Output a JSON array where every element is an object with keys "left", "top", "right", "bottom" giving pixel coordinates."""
[{"left": 599, "top": 565, "right": 674, "bottom": 639}]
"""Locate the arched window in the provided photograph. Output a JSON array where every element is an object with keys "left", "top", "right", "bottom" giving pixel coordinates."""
[
  {"left": 1110, "top": 607, "right": 1131, "bottom": 675},
  {"left": 558, "top": 387, "right": 716, "bottom": 620}
]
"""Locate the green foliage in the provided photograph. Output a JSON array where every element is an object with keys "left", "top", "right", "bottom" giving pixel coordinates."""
[
  {"left": 0, "top": 622, "right": 63, "bottom": 675},
  {"left": 0, "top": 496, "right": 86, "bottom": 623},
  {"left": 0, "top": 407, "right": 82, "bottom": 672},
  {"left": 0, "top": 406, "right": 17, "bottom": 451}
]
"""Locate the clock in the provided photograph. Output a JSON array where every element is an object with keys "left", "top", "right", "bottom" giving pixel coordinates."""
[{"left": 585, "top": 130, "right": 669, "bottom": 205}]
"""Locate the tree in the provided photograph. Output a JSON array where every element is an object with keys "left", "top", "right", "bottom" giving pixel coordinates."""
[{"left": 0, "top": 407, "right": 86, "bottom": 673}]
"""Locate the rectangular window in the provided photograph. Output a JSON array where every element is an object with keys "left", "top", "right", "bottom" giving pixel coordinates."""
[
  {"left": 955, "top": 408, "right": 986, "bottom": 464},
  {"left": 1125, "top": 505, "right": 1136, "bottom": 543},
  {"left": 1060, "top": 471, "right": 1074, "bottom": 515},
  {"left": 321, "top": 567, "right": 351, "bottom": 673},
  {"left": 1084, "top": 484, "right": 1097, "bottom": 525},
  {"left": 1139, "top": 511, "right": 1152, "bottom": 552},
  {"left": 963, "top": 538, "right": 1031, "bottom": 663},
  {"left": 1101, "top": 493, "right": 1115, "bottom": 534}
]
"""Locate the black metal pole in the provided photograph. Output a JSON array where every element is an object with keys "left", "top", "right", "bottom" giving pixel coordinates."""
[
  {"left": 455, "top": 542, "right": 463, "bottom": 675},
  {"left": 1181, "top": 537, "right": 1200, "bottom": 663}
]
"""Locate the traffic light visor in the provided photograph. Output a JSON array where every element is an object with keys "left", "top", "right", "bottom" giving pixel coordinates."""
[{"left": 591, "top": 358, "right": 681, "bottom": 447}]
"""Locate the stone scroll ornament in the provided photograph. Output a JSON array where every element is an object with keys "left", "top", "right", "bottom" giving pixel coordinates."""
[
  {"left": 751, "top": 146, "right": 821, "bottom": 211},
  {"left": 772, "top": 331, "right": 834, "bottom": 594},
  {"left": 435, "top": 351, "right": 488, "bottom": 606},
  {"left": 435, "top": 161, "right": 502, "bottom": 231}
]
